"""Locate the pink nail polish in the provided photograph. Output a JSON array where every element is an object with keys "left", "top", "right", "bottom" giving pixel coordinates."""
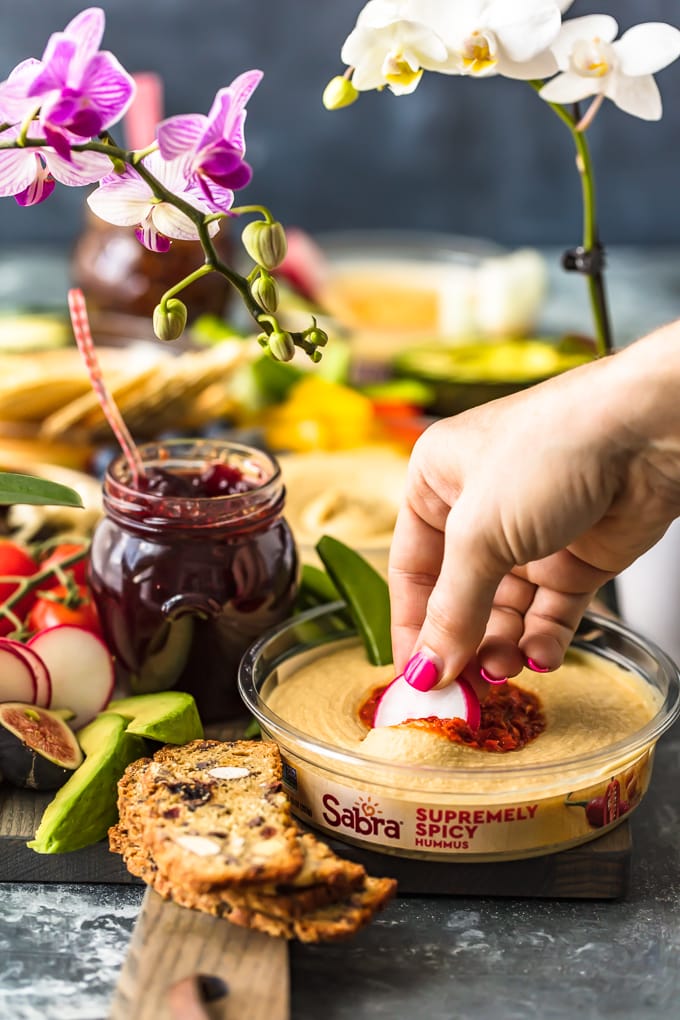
[
  {"left": 480, "top": 667, "right": 508, "bottom": 686},
  {"left": 404, "top": 650, "right": 441, "bottom": 692},
  {"left": 527, "top": 658, "right": 550, "bottom": 673}
]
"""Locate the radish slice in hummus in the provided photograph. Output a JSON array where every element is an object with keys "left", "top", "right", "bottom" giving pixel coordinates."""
[{"left": 374, "top": 674, "right": 481, "bottom": 730}]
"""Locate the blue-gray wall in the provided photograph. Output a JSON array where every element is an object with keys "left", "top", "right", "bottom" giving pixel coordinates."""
[{"left": 1, "top": 0, "right": 679, "bottom": 248}]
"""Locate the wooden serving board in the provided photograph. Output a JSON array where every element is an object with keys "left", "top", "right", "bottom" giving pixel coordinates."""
[{"left": 110, "top": 888, "right": 289, "bottom": 1020}]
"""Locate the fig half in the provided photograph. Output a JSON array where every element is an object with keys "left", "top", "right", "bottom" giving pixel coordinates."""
[{"left": 0, "top": 703, "right": 83, "bottom": 791}]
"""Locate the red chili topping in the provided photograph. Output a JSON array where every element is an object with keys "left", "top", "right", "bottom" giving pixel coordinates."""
[{"left": 359, "top": 682, "right": 546, "bottom": 753}]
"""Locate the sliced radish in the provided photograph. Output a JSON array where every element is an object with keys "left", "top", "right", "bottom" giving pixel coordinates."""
[
  {"left": 27, "top": 625, "right": 114, "bottom": 730},
  {"left": 0, "top": 644, "right": 37, "bottom": 705},
  {"left": 0, "top": 638, "right": 51, "bottom": 708},
  {"left": 373, "top": 674, "right": 481, "bottom": 730}
]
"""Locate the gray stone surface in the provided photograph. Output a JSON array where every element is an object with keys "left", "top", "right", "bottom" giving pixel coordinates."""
[{"left": 0, "top": 885, "right": 140, "bottom": 1020}]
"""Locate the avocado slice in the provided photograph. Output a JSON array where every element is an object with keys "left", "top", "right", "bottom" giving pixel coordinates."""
[
  {"left": 107, "top": 691, "right": 204, "bottom": 745},
  {"left": 27, "top": 713, "right": 147, "bottom": 854}
]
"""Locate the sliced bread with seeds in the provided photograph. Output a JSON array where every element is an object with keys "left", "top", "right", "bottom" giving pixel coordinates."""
[
  {"left": 224, "top": 875, "right": 397, "bottom": 942},
  {"left": 121, "top": 739, "right": 304, "bottom": 890},
  {"left": 112, "top": 760, "right": 367, "bottom": 917}
]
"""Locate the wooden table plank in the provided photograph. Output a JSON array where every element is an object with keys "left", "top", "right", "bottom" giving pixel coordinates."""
[{"left": 110, "top": 888, "right": 289, "bottom": 1020}]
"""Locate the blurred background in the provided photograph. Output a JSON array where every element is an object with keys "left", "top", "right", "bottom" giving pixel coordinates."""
[{"left": 0, "top": 0, "right": 679, "bottom": 249}]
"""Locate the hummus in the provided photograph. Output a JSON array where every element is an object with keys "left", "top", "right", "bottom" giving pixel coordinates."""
[
  {"left": 267, "top": 641, "right": 661, "bottom": 791},
  {"left": 279, "top": 448, "right": 408, "bottom": 574}
]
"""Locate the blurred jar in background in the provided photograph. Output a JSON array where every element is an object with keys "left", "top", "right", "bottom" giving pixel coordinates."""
[{"left": 71, "top": 212, "right": 233, "bottom": 332}]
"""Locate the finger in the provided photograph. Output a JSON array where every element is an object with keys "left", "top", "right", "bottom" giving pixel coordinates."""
[
  {"left": 519, "top": 586, "right": 597, "bottom": 671},
  {"left": 460, "top": 656, "right": 492, "bottom": 703},
  {"left": 474, "top": 572, "right": 538, "bottom": 681},
  {"left": 389, "top": 501, "right": 445, "bottom": 674},
  {"left": 415, "top": 497, "right": 509, "bottom": 685}
]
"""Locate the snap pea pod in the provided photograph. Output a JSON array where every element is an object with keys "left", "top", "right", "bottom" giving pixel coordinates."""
[
  {"left": 315, "top": 535, "right": 393, "bottom": 667},
  {"left": 295, "top": 562, "right": 341, "bottom": 610}
]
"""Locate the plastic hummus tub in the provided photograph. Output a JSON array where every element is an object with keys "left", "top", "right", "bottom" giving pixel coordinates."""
[{"left": 239, "top": 605, "right": 680, "bottom": 862}]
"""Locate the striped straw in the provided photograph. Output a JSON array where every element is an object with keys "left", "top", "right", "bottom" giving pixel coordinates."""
[{"left": 67, "top": 288, "right": 145, "bottom": 485}]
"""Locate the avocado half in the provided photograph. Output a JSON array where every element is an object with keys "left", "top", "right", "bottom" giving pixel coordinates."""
[{"left": 392, "top": 336, "right": 596, "bottom": 416}]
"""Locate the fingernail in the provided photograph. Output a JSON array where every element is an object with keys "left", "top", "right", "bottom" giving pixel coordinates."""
[
  {"left": 526, "top": 658, "right": 550, "bottom": 673},
  {"left": 480, "top": 667, "right": 508, "bottom": 686},
  {"left": 404, "top": 648, "right": 442, "bottom": 692}
]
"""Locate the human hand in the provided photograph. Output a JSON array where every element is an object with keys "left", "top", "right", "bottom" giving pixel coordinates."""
[{"left": 389, "top": 328, "right": 680, "bottom": 688}]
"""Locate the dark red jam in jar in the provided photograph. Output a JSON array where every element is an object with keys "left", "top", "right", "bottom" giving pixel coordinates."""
[{"left": 88, "top": 440, "right": 299, "bottom": 723}]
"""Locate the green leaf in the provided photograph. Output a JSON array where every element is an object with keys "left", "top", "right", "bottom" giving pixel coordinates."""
[
  {"left": 0, "top": 472, "right": 84, "bottom": 508},
  {"left": 315, "top": 535, "right": 393, "bottom": 667}
]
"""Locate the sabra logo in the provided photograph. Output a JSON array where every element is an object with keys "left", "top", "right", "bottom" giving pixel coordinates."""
[{"left": 321, "top": 792, "right": 403, "bottom": 840}]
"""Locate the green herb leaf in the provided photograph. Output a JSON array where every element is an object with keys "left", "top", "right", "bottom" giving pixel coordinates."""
[{"left": 0, "top": 472, "right": 84, "bottom": 508}]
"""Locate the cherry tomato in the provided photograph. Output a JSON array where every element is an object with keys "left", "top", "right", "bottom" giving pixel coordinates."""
[
  {"left": 39, "top": 543, "right": 89, "bottom": 587},
  {"left": 0, "top": 540, "right": 38, "bottom": 636},
  {"left": 27, "top": 584, "right": 101, "bottom": 635}
]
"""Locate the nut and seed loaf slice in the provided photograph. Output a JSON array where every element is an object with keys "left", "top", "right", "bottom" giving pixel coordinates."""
[
  {"left": 111, "top": 757, "right": 366, "bottom": 918},
  {"left": 109, "top": 738, "right": 397, "bottom": 941},
  {"left": 225, "top": 876, "right": 397, "bottom": 942},
  {"left": 121, "top": 739, "right": 304, "bottom": 890},
  {"left": 112, "top": 827, "right": 395, "bottom": 942}
]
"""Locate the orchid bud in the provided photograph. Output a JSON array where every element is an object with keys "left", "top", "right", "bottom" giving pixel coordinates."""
[
  {"left": 305, "top": 324, "right": 329, "bottom": 347},
  {"left": 251, "top": 271, "right": 280, "bottom": 313},
  {"left": 268, "top": 330, "right": 296, "bottom": 363},
  {"left": 310, "top": 349, "right": 323, "bottom": 364},
  {"left": 153, "top": 298, "right": 188, "bottom": 342},
  {"left": 322, "top": 75, "right": 359, "bottom": 111},
  {"left": 242, "top": 220, "right": 287, "bottom": 270}
]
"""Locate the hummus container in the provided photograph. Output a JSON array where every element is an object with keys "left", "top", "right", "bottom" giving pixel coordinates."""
[{"left": 239, "top": 604, "right": 680, "bottom": 862}]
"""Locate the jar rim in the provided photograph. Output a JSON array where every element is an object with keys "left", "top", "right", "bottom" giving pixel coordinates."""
[
  {"left": 102, "top": 438, "right": 286, "bottom": 531},
  {"left": 105, "top": 438, "right": 283, "bottom": 504}
]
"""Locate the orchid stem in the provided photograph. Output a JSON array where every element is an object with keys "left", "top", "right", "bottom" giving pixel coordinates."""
[
  {"left": 159, "top": 264, "right": 213, "bottom": 306},
  {"left": 230, "top": 204, "right": 272, "bottom": 221},
  {"left": 4, "top": 135, "right": 315, "bottom": 353},
  {"left": 528, "top": 82, "right": 612, "bottom": 357},
  {"left": 131, "top": 142, "right": 159, "bottom": 163}
]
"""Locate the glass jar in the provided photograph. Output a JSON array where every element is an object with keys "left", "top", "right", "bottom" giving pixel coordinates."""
[{"left": 88, "top": 439, "right": 299, "bottom": 723}]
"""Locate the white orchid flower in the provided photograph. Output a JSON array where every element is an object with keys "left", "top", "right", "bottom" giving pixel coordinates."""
[
  {"left": 430, "top": 0, "right": 563, "bottom": 81},
  {"left": 341, "top": 0, "right": 459, "bottom": 96},
  {"left": 340, "top": 0, "right": 565, "bottom": 93},
  {"left": 540, "top": 16, "right": 680, "bottom": 121}
]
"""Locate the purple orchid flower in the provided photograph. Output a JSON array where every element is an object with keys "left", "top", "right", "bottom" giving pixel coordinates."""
[
  {"left": 156, "top": 70, "right": 262, "bottom": 212},
  {"left": 0, "top": 60, "right": 43, "bottom": 123},
  {"left": 0, "top": 8, "right": 135, "bottom": 161},
  {"left": 0, "top": 124, "right": 112, "bottom": 206},
  {"left": 87, "top": 150, "right": 220, "bottom": 252}
]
